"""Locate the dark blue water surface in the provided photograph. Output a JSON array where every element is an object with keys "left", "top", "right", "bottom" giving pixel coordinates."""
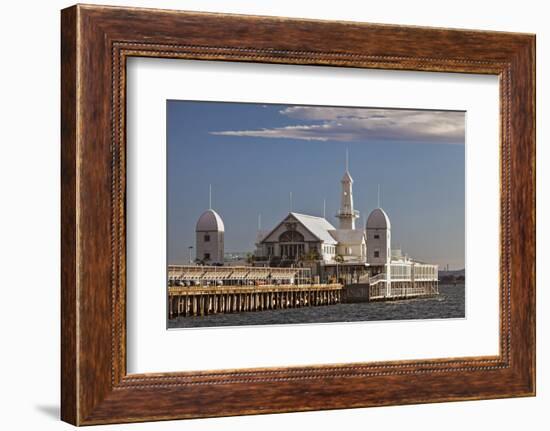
[{"left": 168, "top": 284, "right": 465, "bottom": 329}]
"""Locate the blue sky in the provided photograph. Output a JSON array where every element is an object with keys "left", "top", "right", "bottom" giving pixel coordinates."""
[{"left": 167, "top": 101, "right": 465, "bottom": 269}]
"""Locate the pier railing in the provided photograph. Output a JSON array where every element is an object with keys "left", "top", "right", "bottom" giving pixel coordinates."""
[
  {"left": 168, "top": 265, "right": 312, "bottom": 287},
  {"left": 366, "top": 265, "right": 439, "bottom": 301},
  {"left": 368, "top": 273, "right": 387, "bottom": 285},
  {"left": 368, "top": 279, "right": 439, "bottom": 301}
]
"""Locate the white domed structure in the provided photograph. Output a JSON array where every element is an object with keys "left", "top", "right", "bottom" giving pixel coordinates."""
[
  {"left": 195, "top": 209, "right": 225, "bottom": 264},
  {"left": 366, "top": 208, "right": 391, "bottom": 230},
  {"left": 366, "top": 208, "right": 391, "bottom": 265},
  {"left": 196, "top": 209, "right": 225, "bottom": 233}
]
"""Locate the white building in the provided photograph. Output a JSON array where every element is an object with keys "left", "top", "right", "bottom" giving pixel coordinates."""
[
  {"left": 255, "top": 163, "right": 367, "bottom": 265},
  {"left": 365, "top": 208, "right": 391, "bottom": 265},
  {"left": 256, "top": 212, "right": 337, "bottom": 263},
  {"left": 192, "top": 154, "right": 437, "bottom": 290},
  {"left": 195, "top": 209, "right": 225, "bottom": 265},
  {"left": 254, "top": 159, "right": 437, "bottom": 287}
]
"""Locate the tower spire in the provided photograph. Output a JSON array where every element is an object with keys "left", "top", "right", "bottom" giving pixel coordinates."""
[
  {"left": 377, "top": 184, "right": 381, "bottom": 208},
  {"left": 209, "top": 184, "right": 212, "bottom": 209},
  {"left": 336, "top": 150, "right": 359, "bottom": 229}
]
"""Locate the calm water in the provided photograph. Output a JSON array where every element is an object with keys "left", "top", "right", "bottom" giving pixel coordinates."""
[{"left": 168, "top": 284, "right": 465, "bottom": 329}]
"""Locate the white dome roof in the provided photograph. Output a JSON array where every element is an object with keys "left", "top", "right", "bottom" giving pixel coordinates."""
[
  {"left": 366, "top": 208, "right": 391, "bottom": 229},
  {"left": 196, "top": 209, "right": 225, "bottom": 232}
]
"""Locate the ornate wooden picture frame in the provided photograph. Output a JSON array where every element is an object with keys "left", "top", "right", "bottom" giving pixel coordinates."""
[{"left": 61, "top": 4, "right": 535, "bottom": 425}]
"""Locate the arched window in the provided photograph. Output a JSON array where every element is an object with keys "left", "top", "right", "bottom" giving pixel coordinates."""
[{"left": 279, "top": 230, "right": 305, "bottom": 243}]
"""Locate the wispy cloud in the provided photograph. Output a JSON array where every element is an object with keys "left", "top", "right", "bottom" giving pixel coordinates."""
[{"left": 210, "top": 106, "right": 465, "bottom": 144}]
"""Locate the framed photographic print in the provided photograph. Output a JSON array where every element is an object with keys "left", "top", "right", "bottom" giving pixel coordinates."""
[
  {"left": 61, "top": 4, "right": 535, "bottom": 425},
  {"left": 164, "top": 100, "right": 463, "bottom": 330}
]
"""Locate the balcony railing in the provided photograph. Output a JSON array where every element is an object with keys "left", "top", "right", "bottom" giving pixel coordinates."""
[{"left": 336, "top": 209, "right": 360, "bottom": 218}]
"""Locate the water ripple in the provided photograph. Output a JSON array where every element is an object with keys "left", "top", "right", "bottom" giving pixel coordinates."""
[{"left": 168, "top": 284, "right": 465, "bottom": 329}]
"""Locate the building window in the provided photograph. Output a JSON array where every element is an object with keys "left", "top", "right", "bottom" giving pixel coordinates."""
[
  {"left": 204, "top": 234, "right": 210, "bottom": 242},
  {"left": 374, "top": 250, "right": 380, "bottom": 258},
  {"left": 279, "top": 230, "right": 305, "bottom": 243},
  {"left": 374, "top": 234, "right": 380, "bottom": 239},
  {"left": 204, "top": 253, "right": 210, "bottom": 260}
]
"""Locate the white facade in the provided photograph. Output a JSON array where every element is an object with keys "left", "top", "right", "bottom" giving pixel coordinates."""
[
  {"left": 330, "top": 229, "right": 367, "bottom": 262},
  {"left": 253, "top": 163, "right": 435, "bottom": 283},
  {"left": 256, "top": 213, "right": 367, "bottom": 264},
  {"left": 257, "top": 213, "right": 338, "bottom": 263},
  {"left": 195, "top": 209, "right": 225, "bottom": 264},
  {"left": 366, "top": 208, "right": 391, "bottom": 265}
]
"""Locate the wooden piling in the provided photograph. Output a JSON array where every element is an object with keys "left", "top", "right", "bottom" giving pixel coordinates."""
[{"left": 168, "top": 283, "right": 343, "bottom": 319}]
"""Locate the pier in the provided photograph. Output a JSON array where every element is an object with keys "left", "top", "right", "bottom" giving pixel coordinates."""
[
  {"left": 167, "top": 263, "right": 438, "bottom": 320},
  {"left": 169, "top": 284, "right": 342, "bottom": 318},
  {"left": 168, "top": 265, "right": 342, "bottom": 318}
]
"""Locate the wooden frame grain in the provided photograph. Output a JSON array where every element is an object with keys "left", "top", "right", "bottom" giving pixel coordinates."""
[{"left": 61, "top": 4, "right": 535, "bottom": 425}]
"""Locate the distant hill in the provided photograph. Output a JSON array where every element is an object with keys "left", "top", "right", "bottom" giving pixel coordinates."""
[{"left": 438, "top": 269, "right": 465, "bottom": 277}]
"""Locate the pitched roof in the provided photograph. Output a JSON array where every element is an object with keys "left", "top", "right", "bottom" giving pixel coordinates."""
[
  {"left": 329, "top": 229, "right": 365, "bottom": 244},
  {"left": 289, "top": 212, "right": 338, "bottom": 245}
]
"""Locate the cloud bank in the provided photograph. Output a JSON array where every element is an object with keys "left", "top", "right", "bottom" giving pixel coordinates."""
[{"left": 210, "top": 106, "right": 465, "bottom": 144}]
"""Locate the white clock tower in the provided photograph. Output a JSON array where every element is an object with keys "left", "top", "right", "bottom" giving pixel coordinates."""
[{"left": 336, "top": 151, "right": 359, "bottom": 230}]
